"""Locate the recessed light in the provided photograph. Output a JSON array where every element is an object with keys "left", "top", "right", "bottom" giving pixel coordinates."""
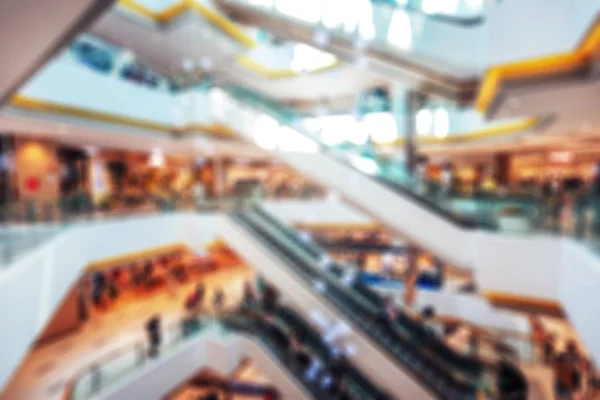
[
  {"left": 199, "top": 56, "right": 212, "bottom": 71},
  {"left": 181, "top": 58, "right": 195, "bottom": 72},
  {"left": 313, "top": 29, "right": 330, "bottom": 47}
]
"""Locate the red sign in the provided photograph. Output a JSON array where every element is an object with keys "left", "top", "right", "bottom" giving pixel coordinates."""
[{"left": 25, "top": 176, "right": 41, "bottom": 192}]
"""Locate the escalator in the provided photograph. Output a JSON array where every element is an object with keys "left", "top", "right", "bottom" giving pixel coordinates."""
[
  {"left": 223, "top": 210, "right": 499, "bottom": 400},
  {"left": 68, "top": 312, "right": 387, "bottom": 400},
  {"left": 231, "top": 306, "right": 392, "bottom": 400},
  {"left": 0, "top": 0, "right": 115, "bottom": 106}
]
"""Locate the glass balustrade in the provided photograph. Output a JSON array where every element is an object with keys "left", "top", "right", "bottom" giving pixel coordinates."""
[
  {"left": 211, "top": 88, "right": 600, "bottom": 254},
  {"left": 67, "top": 310, "right": 389, "bottom": 400},
  {"left": 232, "top": 210, "right": 493, "bottom": 399}
]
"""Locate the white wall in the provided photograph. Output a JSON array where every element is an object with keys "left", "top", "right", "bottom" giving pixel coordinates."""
[
  {"left": 377, "top": 287, "right": 530, "bottom": 334},
  {"left": 100, "top": 328, "right": 310, "bottom": 400}
]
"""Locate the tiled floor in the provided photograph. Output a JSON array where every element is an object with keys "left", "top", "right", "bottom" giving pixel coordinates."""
[{"left": 0, "top": 265, "right": 253, "bottom": 400}]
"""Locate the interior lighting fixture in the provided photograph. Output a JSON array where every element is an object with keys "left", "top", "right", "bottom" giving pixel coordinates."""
[
  {"left": 313, "top": 29, "right": 330, "bottom": 47},
  {"left": 182, "top": 58, "right": 195, "bottom": 72},
  {"left": 149, "top": 148, "right": 165, "bottom": 167}
]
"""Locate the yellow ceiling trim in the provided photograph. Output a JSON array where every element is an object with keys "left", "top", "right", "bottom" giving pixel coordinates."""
[
  {"left": 377, "top": 116, "right": 540, "bottom": 146},
  {"left": 9, "top": 95, "right": 235, "bottom": 138},
  {"left": 85, "top": 243, "right": 189, "bottom": 272},
  {"left": 118, "top": 0, "right": 257, "bottom": 48},
  {"left": 482, "top": 290, "right": 563, "bottom": 314},
  {"left": 236, "top": 55, "right": 341, "bottom": 79},
  {"left": 118, "top": 0, "right": 342, "bottom": 78},
  {"left": 10, "top": 96, "right": 537, "bottom": 146},
  {"left": 476, "top": 19, "right": 600, "bottom": 113}
]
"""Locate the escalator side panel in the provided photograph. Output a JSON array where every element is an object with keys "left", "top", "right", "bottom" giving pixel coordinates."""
[
  {"left": 99, "top": 329, "right": 311, "bottom": 400},
  {"left": 0, "top": 0, "right": 115, "bottom": 106},
  {"left": 281, "top": 151, "right": 475, "bottom": 269},
  {"left": 220, "top": 216, "right": 434, "bottom": 400}
]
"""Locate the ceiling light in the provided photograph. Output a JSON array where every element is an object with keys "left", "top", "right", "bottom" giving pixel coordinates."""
[
  {"left": 313, "top": 29, "right": 330, "bottom": 47},
  {"left": 85, "top": 146, "right": 98, "bottom": 156},
  {"left": 199, "top": 56, "right": 212, "bottom": 71},
  {"left": 149, "top": 148, "right": 165, "bottom": 168},
  {"left": 181, "top": 58, "right": 195, "bottom": 72},
  {"left": 353, "top": 36, "right": 368, "bottom": 52}
]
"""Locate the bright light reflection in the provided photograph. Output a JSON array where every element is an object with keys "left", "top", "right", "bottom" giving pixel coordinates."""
[
  {"left": 248, "top": 0, "right": 273, "bottom": 7},
  {"left": 422, "top": 0, "right": 460, "bottom": 15},
  {"left": 253, "top": 114, "right": 279, "bottom": 150},
  {"left": 291, "top": 43, "right": 337, "bottom": 73},
  {"left": 387, "top": 9, "right": 412, "bottom": 50},
  {"left": 416, "top": 108, "right": 433, "bottom": 135},
  {"left": 361, "top": 112, "right": 397, "bottom": 144},
  {"left": 433, "top": 107, "right": 449, "bottom": 138},
  {"left": 349, "top": 155, "right": 379, "bottom": 175},
  {"left": 278, "top": 126, "right": 319, "bottom": 153}
]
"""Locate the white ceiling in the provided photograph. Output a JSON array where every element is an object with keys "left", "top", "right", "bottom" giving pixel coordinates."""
[
  {"left": 88, "top": 6, "right": 386, "bottom": 102},
  {"left": 490, "top": 78, "right": 600, "bottom": 137}
]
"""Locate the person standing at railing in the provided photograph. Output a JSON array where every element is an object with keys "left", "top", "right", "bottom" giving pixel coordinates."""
[
  {"left": 582, "top": 161, "right": 600, "bottom": 238},
  {"left": 145, "top": 314, "right": 162, "bottom": 358},
  {"left": 414, "top": 157, "right": 428, "bottom": 196},
  {"left": 439, "top": 162, "right": 454, "bottom": 201},
  {"left": 543, "top": 172, "right": 564, "bottom": 232}
]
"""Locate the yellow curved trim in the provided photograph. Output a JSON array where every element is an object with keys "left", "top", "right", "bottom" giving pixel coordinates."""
[
  {"left": 236, "top": 55, "right": 340, "bottom": 79},
  {"left": 118, "top": 0, "right": 256, "bottom": 48},
  {"left": 9, "top": 95, "right": 235, "bottom": 138},
  {"left": 476, "top": 19, "right": 600, "bottom": 112},
  {"left": 85, "top": 243, "right": 188, "bottom": 272},
  {"left": 10, "top": 96, "right": 539, "bottom": 146},
  {"left": 118, "top": 0, "right": 340, "bottom": 79},
  {"left": 377, "top": 116, "right": 540, "bottom": 146},
  {"left": 483, "top": 290, "right": 563, "bottom": 315}
]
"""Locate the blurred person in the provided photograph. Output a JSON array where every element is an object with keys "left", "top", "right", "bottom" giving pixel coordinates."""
[
  {"left": 497, "top": 360, "right": 528, "bottom": 400},
  {"left": 185, "top": 282, "right": 206, "bottom": 313},
  {"left": 213, "top": 286, "right": 225, "bottom": 313},
  {"left": 544, "top": 172, "right": 564, "bottom": 231},
  {"left": 145, "top": 314, "right": 162, "bottom": 357},
  {"left": 241, "top": 280, "right": 255, "bottom": 311},
  {"left": 381, "top": 252, "right": 394, "bottom": 279},
  {"left": 414, "top": 158, "right": 428, "bottom": 196},
  {"left": 439, "top": 162, "right": 454, "bottom": 199},
  {"left": 543, "top": 333, "right": 557, "bottom": 364}
]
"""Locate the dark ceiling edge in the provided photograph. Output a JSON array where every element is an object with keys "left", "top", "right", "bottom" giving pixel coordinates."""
[{"left": 0, "top": 0, "right": 117, "bottom": 107}]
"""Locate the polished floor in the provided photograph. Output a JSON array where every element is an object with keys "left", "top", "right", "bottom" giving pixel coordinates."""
[{"left": 0, "top": 265, "right": 253, "bottom": 400}]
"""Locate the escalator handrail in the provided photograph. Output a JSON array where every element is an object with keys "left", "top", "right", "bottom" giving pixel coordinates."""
[
  {"left": 233, "top": 212, "right": 480, "bottom": 398},
  {"left": 244, "top": 211, "right": 487, "bottom": 379},
  {"left": 270, "top": 305, "right": 393, "bottom": 400},
  {"left": 233, "top": 96, "right": 544, "bottom": 231},
  {"left": 251, "top": 206, "right": 490, "bottom": 376}
]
